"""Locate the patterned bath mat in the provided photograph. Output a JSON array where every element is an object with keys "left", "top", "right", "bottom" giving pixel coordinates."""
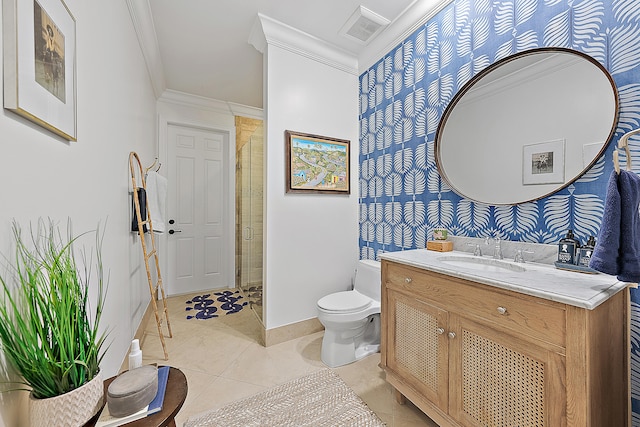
[
  {"left": 185, "top": 290, "right": 248, "bottom": 320},
  {"left": 184, "top": 368, "right": 385, "bottom": 427}
]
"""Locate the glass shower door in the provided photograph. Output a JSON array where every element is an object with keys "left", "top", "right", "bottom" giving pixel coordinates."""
[{"left": 236, "top": 120, "right": 263, "bottom": 322}]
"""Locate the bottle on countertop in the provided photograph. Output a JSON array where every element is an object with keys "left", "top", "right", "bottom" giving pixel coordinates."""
[
  {"left": 557, "top": 229, "right": 580, "bottom": 265},
  {"left": 577, "top": 235, "right": 596, "bottom": 267},
  {"left": 128, "top": 339, "right": 142, "bottom": 370}
]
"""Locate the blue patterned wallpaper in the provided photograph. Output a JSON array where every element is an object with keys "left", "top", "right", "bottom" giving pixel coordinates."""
[{"left": 358, "top": 0, "right": 640, "bottom": 423}]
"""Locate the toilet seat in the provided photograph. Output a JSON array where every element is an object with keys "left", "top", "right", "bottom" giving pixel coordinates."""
[{"left": 317, "top": 291, "right": 371, "bottom": 314}]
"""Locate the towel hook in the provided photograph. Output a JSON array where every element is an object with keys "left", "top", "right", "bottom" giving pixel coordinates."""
[
  {"left": 614, "top": 129, "right": 640, "bottom": 174},
  {"left": 145, "top": 157, "right": 161, "bottom": 174}
]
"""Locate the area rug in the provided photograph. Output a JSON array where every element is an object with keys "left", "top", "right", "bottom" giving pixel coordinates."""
[
  {"left": 185, "top": 290, "right": 247, "bottom": 320},
  {"left": 184, "top": 369, "right": 385, "bottom": 427}
]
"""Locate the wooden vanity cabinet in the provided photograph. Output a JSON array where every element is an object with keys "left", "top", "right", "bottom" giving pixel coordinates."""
[{"left": 380, "top": 260, "right": 628, "bottom": 427}]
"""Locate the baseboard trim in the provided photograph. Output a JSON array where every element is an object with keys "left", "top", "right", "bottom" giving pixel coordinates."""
[
  {"left": 118, "top": 300, "right": 156, "bottom": 372},
  {"left": 135, "top": 297, "right": 323, "bottom": 350},
  {"left": 262, "top": 317, "right": 323, "bottom": 347},
  {"left": 134, "top": 299, "right": 155, "bottom": 342}
]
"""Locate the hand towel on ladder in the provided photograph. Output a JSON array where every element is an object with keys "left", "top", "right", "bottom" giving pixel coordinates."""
[
  {"left": 132, "top": 187, "right": 148, "bottom": 233},
  {"left": 146, "top": 171, "right": 168, "bottom": 233},
  {"left": 590, "top": 170, "right": 640, "bottom": 282}
]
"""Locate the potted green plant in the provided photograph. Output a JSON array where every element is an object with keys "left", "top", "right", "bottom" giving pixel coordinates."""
[{"left": 0, "top": 219, "right": 108, "bottom": 427}]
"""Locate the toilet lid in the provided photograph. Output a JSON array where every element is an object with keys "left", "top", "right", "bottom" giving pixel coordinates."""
[{"left": 318, "top": 291, "right": 372, "bottom": 313}]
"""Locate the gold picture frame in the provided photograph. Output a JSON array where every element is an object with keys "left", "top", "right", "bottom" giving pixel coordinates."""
[
  {"left": 285, "top": 130, "right": 350, "bottom": 194},
  {"left": 3, "top": 0, "right": 77, "bottom": 140}
]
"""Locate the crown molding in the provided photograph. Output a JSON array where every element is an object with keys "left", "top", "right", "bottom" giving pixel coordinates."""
[
  {"left": 227, "top": 102, "right": 264, "bottom": 120},
  {"left": 248, "top": 17, "right": 267, "bottom": 54},
  {"left": 250, "top": 13, "right": 358, "bottom": 76},
  {"left": 358, "top": 0, "right": 454, "bottom": 73},
  {"left": 125, "top": 0, "right": 166, "bottom": 98},
  {"left": 159, "top": 89, "right": 264, "bottom": 119},
  {"left": 159, "top": 90, "right": 232, "bottom": 113}
]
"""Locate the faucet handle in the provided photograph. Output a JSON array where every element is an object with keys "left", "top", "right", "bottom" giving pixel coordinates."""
[{"left": 467, "top": 242, "right": 482, "bottom": 256}]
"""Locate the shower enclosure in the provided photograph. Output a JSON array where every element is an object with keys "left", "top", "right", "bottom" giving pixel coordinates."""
[{"left": 235, "top": 117, "right": 264, "bottom": 322}]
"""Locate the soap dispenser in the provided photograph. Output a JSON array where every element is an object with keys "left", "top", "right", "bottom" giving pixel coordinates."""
[
  {"left": 577, "top": 236, "right": 596, "bottom": 267},
  {"left": 557, "top": 229, "right": 580, "bottom": 265}
]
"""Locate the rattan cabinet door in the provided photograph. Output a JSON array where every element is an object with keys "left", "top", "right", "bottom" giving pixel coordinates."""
[
  {"left": 386, "top": 289, "right": 450, "bottom": 412},
  {"left": 448, "top": 314, "right": 566, "bottom": 427}
]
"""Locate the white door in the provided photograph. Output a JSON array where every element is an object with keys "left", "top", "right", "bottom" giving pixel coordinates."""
[{"left": 166, "top": 124, "right": 230, "bottom": 295}]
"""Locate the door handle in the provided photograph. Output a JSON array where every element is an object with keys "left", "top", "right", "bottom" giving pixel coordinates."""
[{"left": 168, "top": 229, "right": 182, "bottom": 235}]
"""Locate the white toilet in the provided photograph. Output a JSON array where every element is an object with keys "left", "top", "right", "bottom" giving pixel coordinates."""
[{"left": 317, "top": 259, "right": 381, "bottom": 368}]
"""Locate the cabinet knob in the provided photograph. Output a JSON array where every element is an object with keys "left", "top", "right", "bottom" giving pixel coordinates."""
[
  {"left": 448, "top": 332, "right": 456, "bottom": 339},
  {"left": 405, "top": 277, "right": 412, "bottom": 284},
  {"left": 497, "top": 306, "right": 507, "bottom": 315},
  {"left": 436, "top": 327, "right": 445, "bottom": 335}
]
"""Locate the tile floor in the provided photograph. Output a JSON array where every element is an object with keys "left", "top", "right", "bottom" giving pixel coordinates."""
[{"left": 137, "top": 290, "right": 438, "bottom": 426}]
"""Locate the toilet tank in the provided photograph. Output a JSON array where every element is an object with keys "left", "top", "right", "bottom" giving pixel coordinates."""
[{"left": 353, "top": 259, "right": 381, "bottom": 301}]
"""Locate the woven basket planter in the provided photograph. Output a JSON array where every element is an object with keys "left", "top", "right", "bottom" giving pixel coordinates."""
[{"left": 29, "top": 372, "right": 104, "bottom": 427}]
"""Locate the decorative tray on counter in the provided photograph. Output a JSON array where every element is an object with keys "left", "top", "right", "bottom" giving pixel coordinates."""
[{"left": 553, "top": 261, "right": 598, "bottom": 274}]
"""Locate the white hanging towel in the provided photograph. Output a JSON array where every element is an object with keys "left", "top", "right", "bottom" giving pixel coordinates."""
[{"left": 145, "top": 171, "right": 168, "bottom": 233}]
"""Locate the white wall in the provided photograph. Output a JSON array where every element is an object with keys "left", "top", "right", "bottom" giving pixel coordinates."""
[
  {"left": 0, "top": 2, "right": 156, "bottom": 425},
  {"left": 263, "top": 43, "right": 360, "bottom": 329},
  {"left": 154, "top": 39, "right": 361, "bottom": 331}
]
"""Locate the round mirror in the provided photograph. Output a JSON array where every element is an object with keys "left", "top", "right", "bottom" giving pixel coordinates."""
[{"left": 435, "top": 47, "right": 618, "bottom": 205}]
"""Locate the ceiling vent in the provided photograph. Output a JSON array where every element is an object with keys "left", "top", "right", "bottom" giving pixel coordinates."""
[{"left": 339, "top": 6, "right": 390, "bottom": 44}]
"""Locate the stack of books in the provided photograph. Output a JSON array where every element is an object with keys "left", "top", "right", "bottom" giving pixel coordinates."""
[{"left": 95, "top": 365, "right": 170, "bottom": 427}]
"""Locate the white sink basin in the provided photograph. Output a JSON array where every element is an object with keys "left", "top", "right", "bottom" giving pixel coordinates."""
[{"left": 437, "top": 255, "right": 526, "bottom": 273}]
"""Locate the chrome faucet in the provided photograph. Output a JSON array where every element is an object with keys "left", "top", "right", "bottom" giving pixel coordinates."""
[
  {"left": 467, "top": 242, "right": 482, "bottom": 256},
  {"left": 491, "top": 237, "right": 503, "bottom": 260}
]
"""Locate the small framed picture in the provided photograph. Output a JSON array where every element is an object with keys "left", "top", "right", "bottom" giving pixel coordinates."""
[
  {"left": 523, "top": 139, "right": 565, "bottom": 185},
  {"left": 285, "top": 130, "right": 350, "bottom": 194}
]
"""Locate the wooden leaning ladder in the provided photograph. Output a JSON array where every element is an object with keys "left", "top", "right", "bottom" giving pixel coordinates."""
[{"left": 129, "top": 151, "right": 172, "bottom": 360}]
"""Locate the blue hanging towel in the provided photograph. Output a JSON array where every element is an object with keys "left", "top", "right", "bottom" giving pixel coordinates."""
[{"left": 590, "top": 170, "right": 640, "bottom": 282}]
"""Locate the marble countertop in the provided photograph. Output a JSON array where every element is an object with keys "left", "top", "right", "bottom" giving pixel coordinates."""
[{"left": 379, "top": 249, "right": 627, "bottom": 310}]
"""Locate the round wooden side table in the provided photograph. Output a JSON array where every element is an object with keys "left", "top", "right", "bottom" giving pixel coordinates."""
[{"left": 86, "top": 366, "right": 188, "bottom": 427}]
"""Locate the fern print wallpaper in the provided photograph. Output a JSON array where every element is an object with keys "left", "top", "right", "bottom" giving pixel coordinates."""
[{"left": 357, "top": 0, "right": 640, "bottom": 423}]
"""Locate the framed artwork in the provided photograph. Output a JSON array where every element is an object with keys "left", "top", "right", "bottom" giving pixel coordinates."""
[
  {"left": 285, "top": 130, "right": 350, "bottom": 194},
  {"left": 3, "top": 0, "right": 77, "bottom": 140},
  {"left": 523, "top": 139, "right": 565, "bottom": 185}
]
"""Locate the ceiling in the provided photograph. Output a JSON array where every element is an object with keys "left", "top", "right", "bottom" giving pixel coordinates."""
[{"left": 141, "top": 0, "right": 447, "bottom": 109}]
